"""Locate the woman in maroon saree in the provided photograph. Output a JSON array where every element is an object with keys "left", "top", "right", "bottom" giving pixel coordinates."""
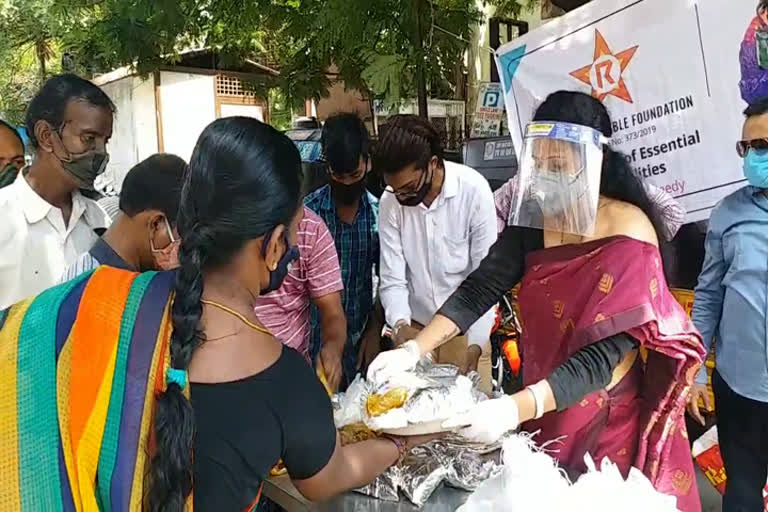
[
  {"left": 367, "top": 91, "right": 706, "bottom": 511},
  {"left": 517, "top": 235, "right": 704, "bottom": 510}
]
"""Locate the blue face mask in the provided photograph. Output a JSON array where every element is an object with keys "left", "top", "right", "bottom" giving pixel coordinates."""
[{"left": 743, "top": 149, "right": 768, "bottom": 188}]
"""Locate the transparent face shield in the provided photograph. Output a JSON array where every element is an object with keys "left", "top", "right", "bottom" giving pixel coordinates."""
[{"left": 507, "top": 121, "right": 606, "bottom": 237}]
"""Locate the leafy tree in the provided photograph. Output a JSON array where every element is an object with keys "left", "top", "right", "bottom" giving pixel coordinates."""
[
  {"left": 0, "top": 0, "right": 539, "bottom": 122},
  {"left": 0, "top": 0, "right": 64, "bottom": 123}
]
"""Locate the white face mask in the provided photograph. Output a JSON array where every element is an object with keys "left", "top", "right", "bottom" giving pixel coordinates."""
[
  {"left": 509, "top": 121, "right": 605, "bottom": 237},
  {"left": 149, "top": 217, "right": 180, "bottom": 271},
  {"left": 533, "top": 168, "right": 588, "bottom": 216}
]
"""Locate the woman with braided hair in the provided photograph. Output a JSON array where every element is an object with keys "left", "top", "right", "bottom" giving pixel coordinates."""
[{"left": 0, "top": 117, "right": 429, "bottom": 511}]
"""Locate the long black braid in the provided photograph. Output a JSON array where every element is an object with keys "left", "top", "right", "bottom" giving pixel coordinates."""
[{"left": 146, "top": 117, "right": 302, "bottom": 511}]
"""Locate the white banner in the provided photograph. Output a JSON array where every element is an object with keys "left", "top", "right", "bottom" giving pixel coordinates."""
[{"left": 495, "top": 0, "right": 759, "bottom": 221}]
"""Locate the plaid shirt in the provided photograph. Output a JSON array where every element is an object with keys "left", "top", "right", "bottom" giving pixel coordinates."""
[{"left": 304, "top": 185, "right": 379, "bottom": 379}]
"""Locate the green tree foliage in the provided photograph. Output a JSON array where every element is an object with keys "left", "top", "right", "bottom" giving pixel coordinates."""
[
  {"left": 0, "top": 0, "right": 63, "bottom": 123},
  {"left": 0, "top": 0, "right": 539, "bottom": 121}
]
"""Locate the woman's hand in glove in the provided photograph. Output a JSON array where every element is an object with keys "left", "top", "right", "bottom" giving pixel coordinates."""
[
  {"left": 442, "top": 395, "right": 520, "bottom": 445},
  {"left": 366, "top": 340, "right": 422, "bottom": 385}
]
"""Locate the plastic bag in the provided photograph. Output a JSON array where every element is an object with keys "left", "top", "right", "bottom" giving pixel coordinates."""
[
  {"left": 332, "top": 374, "right": 372, "bottom": 428},
  {"left": 458, "top": 435, "right": 679, "bottom": 511},
  {"left": 692, "top": 425, "right": 768, "bottom": 510}
]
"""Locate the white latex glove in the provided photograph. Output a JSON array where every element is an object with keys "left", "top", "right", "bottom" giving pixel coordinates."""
[
  {"left": 442, "top": 395, "right": 519, "bottom": 444},
  {"left": 366, "top": 340, "right": 421, "bottom": 385}
]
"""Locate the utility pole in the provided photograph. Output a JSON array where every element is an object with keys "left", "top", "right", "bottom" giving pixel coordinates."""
[{"left": 415, "top": 0, "right": 428, "bottom": 118}]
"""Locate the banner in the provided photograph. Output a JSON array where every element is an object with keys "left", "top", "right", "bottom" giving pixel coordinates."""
[
  {"left": 495, "top": 0, "right": 759, "bottom": 221},
  {"left": 471, "top": 83, "right": 505, "bottom": 138}
]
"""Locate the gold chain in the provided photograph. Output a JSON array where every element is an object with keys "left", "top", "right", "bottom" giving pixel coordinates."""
[{"left": 201, "top": 299, "right": 271, "bottom": 335}]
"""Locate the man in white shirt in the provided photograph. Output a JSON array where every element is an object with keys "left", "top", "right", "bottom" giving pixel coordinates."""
[
  {"left": 375, "top": 115, "right": 497, "bottom": 391},
  {"left": 0, "top": 74, "right": 114, "bottom": 309}
]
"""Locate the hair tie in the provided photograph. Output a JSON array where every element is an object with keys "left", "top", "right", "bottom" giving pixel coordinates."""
[{"left": 166, "top": 368, "right": 188, "bottom": 389}]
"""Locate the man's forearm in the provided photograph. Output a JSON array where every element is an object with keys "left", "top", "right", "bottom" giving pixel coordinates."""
[
  {"left": 321, "top": 311, "right": 347, "bottom": 351},
  {"left": 362, "top": 299, "right": 385, "bottom": 337},
  {"left": 380, "top": 285, "right": 412, "bottom": 328}
]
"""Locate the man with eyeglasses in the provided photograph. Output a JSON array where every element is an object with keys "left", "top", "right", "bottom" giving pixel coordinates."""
[
  {"left": 304, "top": 113, "right": 383, "bottom": 390},
  {"left": 374, "top": 115, "right": 496, "bottom": 392},
  {"left": 689, "top": 98, "right": 768, "bottom": 511}
]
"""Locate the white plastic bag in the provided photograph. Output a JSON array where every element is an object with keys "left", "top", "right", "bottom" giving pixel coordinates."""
[
  {"left": 332, "top": 374, "right": 371, "bottom": 428},
  {"left": 459, "top": 435, "right": 679, "bottom": 512}
]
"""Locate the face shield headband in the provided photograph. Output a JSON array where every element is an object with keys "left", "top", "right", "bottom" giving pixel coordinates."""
[{"left": 508, "top": 121, "right": 608, "bottom": 237}]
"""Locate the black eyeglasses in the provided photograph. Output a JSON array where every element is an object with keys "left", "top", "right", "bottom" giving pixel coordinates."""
[
  {"left": 737, "top": 138, "right": 768, "bottom": 157},
  {"left": 382, "top": 167, "right": 430, "bottom": 199}
]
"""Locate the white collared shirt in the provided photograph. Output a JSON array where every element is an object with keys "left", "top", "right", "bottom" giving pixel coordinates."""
[
  {"left": 379, "top": 161, "right": 498, "bottom": 348},
  {"left": 0, "top": 173, "right": 110, "bottom": 309}
]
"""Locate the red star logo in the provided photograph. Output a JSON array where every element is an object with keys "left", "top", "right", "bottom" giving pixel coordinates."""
[{"left": 569, "top": 30, "right": 638, "bottom": 103}]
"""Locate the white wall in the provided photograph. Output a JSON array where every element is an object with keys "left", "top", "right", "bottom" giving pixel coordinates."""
[
  {"left": 219, "top": 103, "right": 264, "bottom": 121},
  {"left": 159, "top": 71, "right": 216, "bottom": 163},
  {"left": 101, "top": 76, "right": 136, "bottom": 191},
  {"left": 133, "top": 77, "right": 159, "bottom": 163},
  {"left": 99, "top": 75, "right": 159, "bottom": 191}
]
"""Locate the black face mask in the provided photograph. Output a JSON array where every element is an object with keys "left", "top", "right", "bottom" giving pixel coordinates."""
[
  {"left": 395, "top": 167, "right": 433, "bottom": 207},
  {"left": 261, "top": 230, "right": 300, "bottom": 295},
  {"left": 330, "top": 177, "right": 367, "bottom": 205},
  {"left": 52, "top": 130, "right": 109, "bottom": 190},
  {"left": 0, "top": 163, "right": 20, "bottom": 189}
]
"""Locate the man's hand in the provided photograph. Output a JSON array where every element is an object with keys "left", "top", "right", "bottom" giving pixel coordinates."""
[
  {"left": 357, "top": 330, "right": 382, "bottom": 373},
  {"left": 319, "top": 344, "right": 344, "bottom": 392},
  {"left": 393, "top": 323, "right": 421, "bottom": 346},
  {"left": 459, "top": 345, "right": 482, "bottom": 375},
  {"left": 313, "top": 292, "right": 347, "bottom": 392},
  {"left": 687, "top": 383, "right": 713, "bottom": 426}
]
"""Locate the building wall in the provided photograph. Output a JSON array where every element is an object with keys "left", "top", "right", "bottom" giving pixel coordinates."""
[
  {"left": 133, "top": 77, "right": 159, "bottom": 164},
  {"left": 159, "top": 71, "right": 216, "bottom": 163},
  {"left": 478, "top": 1, "right": 545, "bottom": 83},
  {"left": 99, "top": 75, "right": 160, "bottom": 191},
  {"left": 100, "top": 76, "right": 135, "bottom": 191}
]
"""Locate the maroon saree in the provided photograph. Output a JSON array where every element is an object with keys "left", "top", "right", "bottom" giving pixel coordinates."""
[{"left": 517, "top": 236, "right": 705, "bottom": 512}]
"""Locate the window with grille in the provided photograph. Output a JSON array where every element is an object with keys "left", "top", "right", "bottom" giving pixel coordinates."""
[{"left": 215, "top": 75, "right": 256, "bottom": 97}]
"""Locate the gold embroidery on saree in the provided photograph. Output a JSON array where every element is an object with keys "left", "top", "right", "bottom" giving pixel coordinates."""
[{"left": 598, "top": 273, "right": 614, "bottom": 294}]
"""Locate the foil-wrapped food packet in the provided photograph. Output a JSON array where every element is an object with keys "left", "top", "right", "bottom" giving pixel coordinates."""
[
  {"left": 354, "top": 437, "right": 503, "bottom": 507},
  {"left": 333, "top": 360, "right": 500, "bottom": 507},
  {"left": 333, "top": 359, "right": 485, "bottom": 432}
]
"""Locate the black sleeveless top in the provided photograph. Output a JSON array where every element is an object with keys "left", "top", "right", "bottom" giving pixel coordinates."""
[{"left": 191, "top": 346, "right": 336, "bottom": 511}]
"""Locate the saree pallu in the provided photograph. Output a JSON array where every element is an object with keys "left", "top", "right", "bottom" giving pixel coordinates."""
[
  {"left": 517, "top": 236, "right": 706, "bottom": 512},
  {"left": 0, "top": 266, "right": 178, "bottom": 511}
]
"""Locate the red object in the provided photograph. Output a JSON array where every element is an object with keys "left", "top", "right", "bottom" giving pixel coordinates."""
[
  {"left": 693, "top": 425, "right": 768, "bottom": 510},
  {"left": 492, "top": 306, "right": 502, "bottom": 333},
  {"left": 502, "top": 339, "right": 521, "bottom": 376}
]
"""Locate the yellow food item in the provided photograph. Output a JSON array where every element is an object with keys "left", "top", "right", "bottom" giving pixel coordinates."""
[
  {"left": 316, "top": 364, "right": 333, "bottom": 396},
  {"left": 339, "top": 423, "right": 378, "bottom": 445},
  {"left": 366, "top": 387, "right": 409, "bottom": 417},
  {"left": 270, "top": 460, "right": 287, "bottom": 476}
]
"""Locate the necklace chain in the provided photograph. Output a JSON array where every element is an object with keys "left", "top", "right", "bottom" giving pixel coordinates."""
[{"left": 201, "top": 299, "right": 271, "bottom": 335}]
